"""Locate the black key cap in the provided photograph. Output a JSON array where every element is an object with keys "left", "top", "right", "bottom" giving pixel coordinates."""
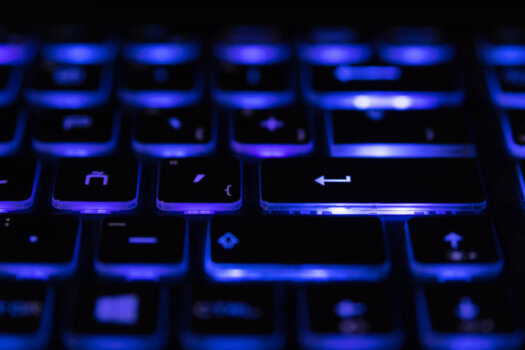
[
  {"left": 213, "top": 26, "right": 294, "bottom": 109},
  {"left": 0, "top": 106, "right": 25, "bottom": 155},
  {"left": 0, "top": 283, "right": 53, "bottom": 349},
  {"left": 180, "top": 284, "right": 284, "bottom": 349},
  {"left": 231, "top": 107, "right": 313, "bottom": 157},
  {"left": 298, "top": 285, "right": 404, "bottom": 350},
  {"left": 0, "top": 158, "right": 40, "bottom": 212},
  {"left": 132, "top": 107, "right": 216, "bottom": 158},
  {"left": 416, "top": 285, "right": 523, "bottom": 349},
  {"left": 260, "top": 158, "right": 485, "bottom": 215},
  {"left": 327, "top": 109, "right": 475, "bottom": 157},
  {"left": 501, "top": 110, "right": 525, "bottom": 157},
  {"left": 32, "top": 107, "right": 119, "bottom": 157},
  {"left": 0, "top": 215, "right": 80, "bottom": 279},
  {"left": 26, "top": 61, "right": 113, "bottom": 109},
  {"left": 0, "top": 32, "right": 30, "bottom": 106},
  {"left": 95, "top": 216, "right": 188, "bottom": 281},
  {"left": 406, "top": 216, "right": 503, "bottom": 281},
  {"left": 157, "top": 158, "right": 242, "bottom": 213},
  {"left": 207, "top": 216, "right": 388, "bottom": 282},
  {"left": 52, "top": 158, "right": 140, "bottom": 213},
  {"left": 62, "top": 283, "right": 168, "bottom": 350}
]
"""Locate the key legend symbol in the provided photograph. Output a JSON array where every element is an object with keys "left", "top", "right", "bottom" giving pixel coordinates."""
[
  {"left": 168, "top": 117, "right": 182, "bottom": 130},
  {"left": 63, "top": 115, "right": 93, "bottom": 131},
  {"left": 444, "top": 232, "right": 463, "bottom": 250},
  {"left": 193, "top": 174, "right": 206, "bottom": 183},
  {"left": 455, "top": 296, "right": 479, "bottom": 321},
  {"left": 85, "top": 171, "right": 109, "bottom": 186},
  {"left": 218, "top": 232, "right": 239, "bottom": 249},
  {"left": 260, "top": 116, "right": 284, "bottom": 132},
  {"left": 315, "top": 175, "right": 352, "bottom": 186},
  {"left": 0, "top": 180, "right": 7, "bottom": 185},
  {"left": 334, "top": 299, "right": 367, "bottom": 318}
]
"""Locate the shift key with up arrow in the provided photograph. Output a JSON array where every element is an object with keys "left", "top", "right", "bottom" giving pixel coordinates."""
[{"left": 259, "top": 158, "right": 486, "bottom": 215}]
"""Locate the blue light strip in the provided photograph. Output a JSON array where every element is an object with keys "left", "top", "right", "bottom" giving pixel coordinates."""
[
  {"left": 231, "top": 142, "right": 314, "bottom": 158},
  {"left": 42, "top": 43, "right": 117, "bottom": 65},
  {"left": 379, "top": 45, "right": 455, "bottom": 66},
  {"left": 297, "top": 291, "right": 404, "bottom": 350},
  {"left": 499, "top": 110, "right": 525, "bottom": 158},
  {"left": 180, "top": 334, "right": 285, "bottom": 350},
  {"left": 0, "top": 111, "right": 26, "bottom": 156},
  {"left": 62, "top": 288, "right": 169, "bottom": 350},
  {"left": 481, "top": 45, "right": 525, "bottom": 66},
  {"left": 0, "top": 223, "right": 81, "bottom": 280},
  {"left": 213, "top": 91, "right": 295, "bottom": 109},
  {"left": 124, "top": 43, "right": 200, "bottom": 65},
  {"left": 330, "top": 143, "right": 476, "bottom": 158},
  {"left": 404, "top": 222, "right": 502, "bottom": 282},
  {"left": 0, "top": 160, "right": 40, "bottom": 213},
  {"left": 0, "top": 44, "right": 31, "bottom": 65},
  {"left": 51, "top": 165, "right": 141, "bottom": 214},
  {"left": 416, "top": 289, "right": 524, "bottom": 350},
  {"left": 297, "top": 43, "right": 372, "bottom": 65},
  {"left": 215, "top": 44, "right": 291, "bottom": 65},
  {"left": 204, "top": 229, "right": 390, "bottom": 282},
  {"left": 94, "top": 225, "right": 189, "bottom": 281},
  {"left": 0, "top": 287, "right": 54, "bottom": 349},
  {"left": 32, "top": 112, "right": 120, "bottom": 157},
  {"left": 25, "top": 65, "right": 114, "bottom": 109}
]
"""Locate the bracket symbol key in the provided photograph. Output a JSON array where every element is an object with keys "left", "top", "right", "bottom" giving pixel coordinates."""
[{"left": 85, "top": 171, "right": 109, "bottom": 186}]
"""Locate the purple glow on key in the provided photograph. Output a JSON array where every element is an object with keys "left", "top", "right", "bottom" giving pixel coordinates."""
[
  {"left": 213, "top": 91, "right": 295, "bottom": 109},
  {"left": 482, "top": 45, "right": 525, "bottom": 66},
  {"left": 124, "top": 43, "right": 200, "bottom": 65},
  {"left": 0, "top": 44, "right": 27, "bottom": 65},
  {"left": 215, "top": 44, "right": 291, "bottom": 65},
  {"left": 128, "top": 236, "right": 158, "bottom": 244},
  {"left": 43, "top": 44, "right": 116, "bottom": 64},
  {"left": 298, "top": 44, "right": 372, "bottom": 65},
  {"left": 379, "top": 45, "right": 455, "bottom": 66}
]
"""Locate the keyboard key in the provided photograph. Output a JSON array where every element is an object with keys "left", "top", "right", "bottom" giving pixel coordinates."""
[
  {"left": 180, "top": 284, "right": 284, "bottom": 350},
  {"left": 132, "top": 107, "right": 216, "bottom": 158},
  {"left": 95, "top": 216, "right": 188, "bottom": 281},
  {"left": 416, "top": 284, "right": 523, "bottom": 350},
  {"left": 0, "top": 283, "right": 54, "bottom": 349},
  {"left": 501, "top": 110, "right": 525, "bottom": 157},
  {"left": 206, "top": 216, "right": 389, "bottom": 281},
  {"left": 62, "top": 283, "right": 168, "bottom": 350},
  {"left": 406, "top": 216, "right": 503, "bottom": 281},
  {"left": 480, "top": 27, "right": 525, "bottom": 66},
  {"left": 120, "top": 27, "right": 202, "bottom": 108},
  {"left": 213, "top": 26, "right": 294, "bottom": 108},
  {"left": 52, "top": 158, "right": 140, "bottom": 213},
  {"left": 0, "top": 107, "right": 25, "bottom": 155},
  {"left": 0, "top": 215, "right": 80, "bottom": 279},
  {"left": 297, "top": 285, "right": 404, "bottom": 350},
  {"left": 231, "top": 107, "right": 313, "bottom": 157},
  {"left": 260, "top": 158, "right": 485, "bottom": 215},
  {"left": 0, "top": 31, "right": 31, "bottom": 106},
  {"left": 326, "top": 109, "right": 475, "bottom": 157},
  {"left": 157, "top": 158, "right": 242, "bottom": 213},
  {"left": 32, "top": 107, "right": 119, "bottom": 157},
  {"left": 0, "top": 158, "right": 40, "bottom": 212}
]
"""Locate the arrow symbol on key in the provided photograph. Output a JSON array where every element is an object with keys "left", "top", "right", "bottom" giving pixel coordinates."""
[
  {"left": 444, "top": 232, "right": 463, "bottom": 250},
  {"left": 315, "top": 175, "right": 351, "bottom": 186}
]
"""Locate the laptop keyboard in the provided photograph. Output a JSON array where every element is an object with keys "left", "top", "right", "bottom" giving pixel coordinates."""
[{"left": 0, "top": 23, "right": 524, "bottom": 349}]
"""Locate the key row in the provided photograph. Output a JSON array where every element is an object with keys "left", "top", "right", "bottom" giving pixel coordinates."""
[
  {"left": 0, "top": 215, "right": 503, "bottom": 282},
  {"left": 0, "top": 106, "right": 478, "bottom": 159},
  {"left": 0, "top": 25, "right": 464, "bottom": 110},
  {"left": 0, "top": 157, "right": 490, "bottom": 215},
  {"left": 1, "top": 282, "right": 523, "bottom": 350}
]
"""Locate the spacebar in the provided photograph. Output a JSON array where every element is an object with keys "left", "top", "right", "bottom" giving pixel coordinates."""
[{"left": 259, "top": 158, "right": 486, "bottom": 214}]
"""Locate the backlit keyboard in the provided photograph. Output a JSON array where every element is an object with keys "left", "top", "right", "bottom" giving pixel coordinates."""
[{"left": 0, "top": 22, "right": 525, "bottom": 350}]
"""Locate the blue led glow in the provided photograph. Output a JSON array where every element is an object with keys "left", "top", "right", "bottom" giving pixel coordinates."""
[
  {"left": 334, "top": 66, "right": 402, "bottom": 82},
  {"left": 0, "top": 223, "right": 81, "bottom": 280},
  {"left": 32, "top": 113, "right": 120, "bottom": 157},
  {"left": 0, "top": 111, "right": 26, "bottom": 156},
  {"left": 62, "top": 289, "right": 169, "bottom": 350},
  {"left": 379, "top": 45, "right": 455, "bottom": 66},
  {"left": 499, "top": 110, "right": 525, "bottom": 157},
  {"left": 297, "top": 44, "right": 372, "bottom": 65},
  {"left": 25, "top": 65, "right": 114, "bottom": 109},
  {"left": 0, "top": 44, "right": 30, "bottom": 65},
  {"left": 481, "top": 45, "right": 525, "bottom": 66},
  {"left": 51, "top": 166, "right": 141, "bottom": 214},
  {"left": 180, "top": 334, "right": 285, "bottom": 350},
  {"left": 94, "top": 228, "right": 189, "bottom": 281},
  {"left": 42, "top": 43, "right": 117, "bottom": 64},
  {"left": 204, "top": 229, "right": 390, "bottom": 282},
  {"left": 124, "top": 43, "right": 200, "bottom": 65},
  {"left": 297, "top": 291, "right": 404, "bottom": 350},
  {"left": 0, "top": 161, "right": 40, "bottom": 213},
  {"left": 485, "top": 67, "right": 525, "bottom": 109},
  {"left": 231, "top": 142, "right": 314, "bottom": 158},
  {"left": 416, "top": 290, "right": 524, "bottom": 350},
  {"left": 156, "top": 195, "right": 242, "bottom": 214},
  {"left": 0, "top": 288, "right": 54, "bottom": 349},
  {"left": 213, "top": 91, "right": 295, "bottom": 109},
  {"left": 215, "top": 44, "right": 291, "bottom": 65},
  {"left": 404, "top": 222, "right": 502, "bottom": 282}
]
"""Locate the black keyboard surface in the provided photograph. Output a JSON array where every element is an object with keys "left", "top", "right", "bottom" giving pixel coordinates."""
[{"left": 1, "top": 13, "right": 525, "bottom": 349}]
